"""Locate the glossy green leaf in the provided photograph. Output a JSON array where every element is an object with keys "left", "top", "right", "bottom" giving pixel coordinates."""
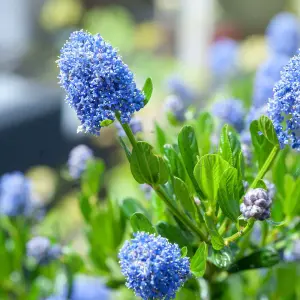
[
  {"left": 155, "top": 123, "right": 167, "bottom": 153},
  {"left": 228, "top": 248, "right": 280, "bottom": 273},
  {"left": 164, "top": 144, "right": 186, "bottom": 182},
  {"left": 81, "top": 159, "right": 105, "bottom": 197},
  {"left": 217, "top": 167, "right": 241, "bottom": 222},
  {"left": 194, "top": 154, "right": 231, "bottom": 205},
  {"left": 257, "top": 116, "right": 279, "bottom": 146},
  {"left": 196, "top": 112, "right": 214, "bottom": 155},
  {"left": 181, "top": 246, "right": 188, "bottom": 257},
  {"left": 130, "top": 213, "right": 156, "bottom": 234},
  {"left": 130, "top": 141, "right": 169, "bottom": 184},
  {"left": 190, "top": 242, "right": 208, "bottom": 277},
  {"left": 204, "top": 214, "right": 224, "bottom": 250},
  {"left": 120, "top": 198, "right": 148, "bottom": 219},
  {"left": 143, "top": 77, "right": 153, "bottom": 105},
  {"left": 173, "top": 177, "right": 196, "bottom": 215}
]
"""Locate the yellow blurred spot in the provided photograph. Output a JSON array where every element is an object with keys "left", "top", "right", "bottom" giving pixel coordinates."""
[
  {"left": 40, "top": 0, "right": 83, "bottom": 31},
  {"left": 239, "top": 35, "right": 268, "bottom": 72},
  {"left": 135, "top": 22, "right": 162, "bottom": 51}
]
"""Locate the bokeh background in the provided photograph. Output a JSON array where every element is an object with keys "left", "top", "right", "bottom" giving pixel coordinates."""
[{"left": 1, "top": 0, "right": 299, "bottom": 256}]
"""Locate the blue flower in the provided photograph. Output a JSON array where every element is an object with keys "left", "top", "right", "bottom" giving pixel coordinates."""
[
  {"left": 210, "top": 38, "right": 239, "bottom": 79},
  {"left": 167, "top": 77, "right": 196, "bottom": 104},
  {"left": 57, "top": 30, "right": 145, "bottom": 135},
  {"left": 119, "top": 232, "right": 191, "bottom": 300},
  {"left": 26, "top": 236, "right": 62, "bottom": 265},
  {"left": 211, "top": 98, "right": 245, "bottom": 132},
  {"left": 268, "top": 52, "right": 300, "bottom": 150},
  {"left": 46, "top": 275, "right": 110, "bottom": 300},
  {"left": 266, "top": 12, "right": 300, "bottom": 56},
  {"left": 68, "top": 145, "right": 94, "bottom": 179},
  {"left": 253, "top": 54, "right": 289, "bottom": 108},
  {"left": 164, "top": 95, "right": 186, "bottom": 123},
  {"left": 0, "top": 172, "right": 33, "bottom": 217},
  {"left": 115, "top": 116, "right": 143, "bottom": 137}
]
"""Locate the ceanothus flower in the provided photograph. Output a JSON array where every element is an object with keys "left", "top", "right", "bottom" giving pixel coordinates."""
[
  {"left": 211, "top": 98, "right": 245, "bottom": 132},
  {"left": 46, "top": 275, "right": 110, "bottom": 300},
  {"left": 266, "top": 12, "right": 300, "bottom": 56},
  {"left": 0, "top": 172, "right": 33, "bottom": 217},
  {"left": 119, "top": 232, "right": 191, "bottom": 300},
  {"left": 164, "top": 94, "right": 186, "bottom": 123},
  {"left": 68, "top": 145, "right": 93, "bottom": 179},
  {"left": 115, "top": 116, "right": 143, "bottom": 137},
  {"left": 26, "top": 236, "right": 62, "bottom": 265},
  {"left": 57, "top": 30, "right": 145, "bottom": 135},
  {"left": 240, "top": 188, "right": 272, "bottom": 221},
  {"left": 253, "top": 54, "right": 289, "bottom": 108},
  {"left": 210, "top": 38, "right": 239, "bottom": 79},
  {"left": 268, "top": 52, "right": 300, "bottom": 150}
]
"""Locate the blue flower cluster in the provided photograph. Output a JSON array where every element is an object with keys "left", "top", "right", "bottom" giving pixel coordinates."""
[
  {"left": 266, "top": 12, "right": 300, "bottom": 57},
  {"left": 68, "top": 145, "right": 94, "bottom": 179},
  {"left": 46, "top": 274, "right": 110, "bottom": 300},
  {"left": 210, "top": 38, "right": 239, "bottom": 79},
  {"left": 211, "top": 98, "right": 245, "bottom": 132},
  {"left": 119, "top": 232, "right": 191, "bottom": 300},
  {"left": 268, "top": 52, "right": 300, "bottom": 150},
  {"left": 253, "top": 54, "right": 289, "bottom": 108},
  {"left": 0, "top": 172, "right": 33, "bottom": 217},
  {"left": 57, "top": 30, "right": 145, "bottom": 135},
  {"left": 26, "top": 236, "right": 62, "bottom": 265}
]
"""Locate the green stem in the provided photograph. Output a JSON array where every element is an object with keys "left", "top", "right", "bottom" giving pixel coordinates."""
[
  {"left": 155, "top": 185, "right": 209, "bottom": 242},
  {"left": 249, "top": 146, "right": 279, "bottom": 190},
  {"left": 115, "top": 112, "right": 137, "bottom": 148},
  {"left": 224, "top": 218, "right": 255, "bottom": 245},
  {"left": 218, "top": 218, "right": 230, "bottom": 236}
]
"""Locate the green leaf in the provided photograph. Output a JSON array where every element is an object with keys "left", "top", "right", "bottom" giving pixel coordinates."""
[
  {"left": 218, "top": 167, "right": 241, "bottom": 222},
  {"left": 282, "top": 175, "right": 300, "bottom": 217},
  {"left": 164, "top": 144, "right": 186, "bottom": 182},
  {"left": 181, "top": 246, "right": 188, "bottom": 257},
  {"left": 257, "top": 116, "right": 279, "bottom": 146},
  {"left": 204, "top": 214, "right": 224, "bottom": 250},
  {"left": 130, "top": 213, "right": 156, "bottom": 234},
  {"left": 155, "top": 123, "right": 167, "bottom": 153},
  {"left": 253, "top": 179, "right": 267, "bottom": 189},
  {"left": 173, "top": 177, "right": 196, "bottom": 216},
  {"left": 210, "top": 247, "right": 232, "bottom": 268},
  {"left": 156, "top": 222, "right": 190, "bottom": 248},
  {"left": 142, "top": 77, "right": 153, "bottom": 105},
  {"left": 194, "top": 154, "right": 231, "bottom": 205},
  {"left": 130, "top": 141, "right": 169, "bottom": 185},
  {"left": 272, "top": 148, "right": 288, "bottom": 198},
  {"left": 81, "top": 159, "right": 105, "bottom": 197},
  {"left": 190, "top": 242, "right": 208, "bottom": 277},
  {"left": 100, "top": 119, "right": 114, "bottom": 127},
  {"left": 78, "top": 193, "right": 91, "bottom": 222},
  {"left": 120, "top": 198, "right": 148, "bottom": 219},
  {"left": 196, "top": 112, "right": 214, "bottom": 155},
  {"left": 228, "top": 248, "right": 280, "bottom": 273},
  {"left": 64, "top": 252, "right": 84, "bottom": 273}
]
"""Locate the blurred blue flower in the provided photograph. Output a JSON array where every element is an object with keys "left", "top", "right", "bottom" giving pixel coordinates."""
[
  {"left": 167, "top": 77, "right": 196, "bottom": 104},
  {"left": 115, "top": 116, "right": 143, "bottom": 137},
  {"left": 266, "top": 12, "right": 300, "bottom": 56},
  {"left": 26, "top": 236, "right": 62, "bottom": 265},
  {"left": 0, "top": 172, "right": 32, "bottom": 217},
  {"left": 119, "top": 232, "right": 191, "bottom": 300},
  {"left": 47, "top": 275, "right": 110, "bottom": 300},
  {"left": 164, "top": 94, "right": 186, "bottom": 123},
  {"left": 211, "top": 98, "right": 245, "bottom": 132},
  {"left": 210, "top": 38, "right": 239, "bottom": 79},
  {"left": 57, "top": 30, "right": 144, "bottom": 135},
  {"left": 68, "top": 145, "right": 93, "bottom": 179},
  {"left": 253, "top": 54, "right": 289, "bottom": 108},
  {"left": 268, "top": 52, "right": 300, "bottom": 150},
  {"left": 140, "top": 184, "right": 152, "bottom": 200}
]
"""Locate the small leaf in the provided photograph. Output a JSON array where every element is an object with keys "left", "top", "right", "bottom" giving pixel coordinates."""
[
  {"left": 155, "top": 123, "right": 167, "bottom": 153},
  {"left": 173, "top": 177, "right": 196, "bottom": 216},
  {"left": 130, "top": 142, "right": 169, "bottom": 185},
  {"left": 100, "top": 119, "right": 114, "bottom": 127},
  {"left": 228, "top": 248, "right": 280, "bottom": 273},
  {"left": 194, "top": 154, "right": 231, "bottom": 206},
  {"left": 218, "top": 167, "right": 241, "bottom": 222},
  {"left": 143, "top": 77, "right": 153, "bottom": 105},
  {"left": 81, "top": 159, "right": 105, "bottom": 197},
  {"left": 191, "top": 242, "right": 208, "bottom": 277},
  {"left": 78, "top": 193, "right": 91, "bottom": 222},
  {"left": 130, "top": 213, "right": 156, "bottom": 234},
  {"left": 164, "top": 144, "right": 186, "bottom": 182},
  {"left": 204, "top": 214, "right": 224, "bottom": 250},
  {"left": 120, "top": 198, "right": 148, "bottom": 219},
  {"left": 257, "top": 116, "right": 279, "bottom": 146},
  {"left": 181, "top": 246, "right": 188, "bottom": 257}
]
